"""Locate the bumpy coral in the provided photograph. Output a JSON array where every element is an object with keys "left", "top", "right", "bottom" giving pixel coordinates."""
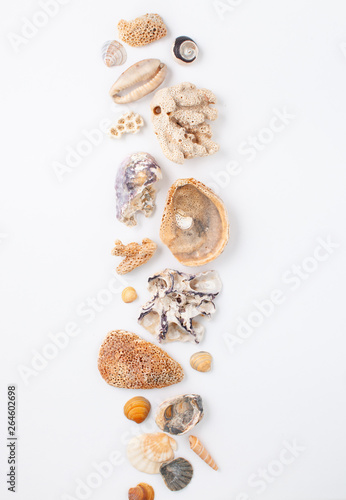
[
  {"left": 98, "top": 330, "right": 184, "bottom": 389},
  {"left": 115, "top": 152, "right": 162, "bottom": 227},
  {"left": 138, "top": 269, "right": 222, "bottom": 343},
  {"left": 111, "top": 239, "right": 156, "bottom": 275},
  {"left": 151, "top": 82, "right": 219, "bottom": 164},
  {"left": 108, "top": 112, "right": 144, "bottom": 139},
  {"left": 118, "top": 14, "right": 167, "bottom": 47}
]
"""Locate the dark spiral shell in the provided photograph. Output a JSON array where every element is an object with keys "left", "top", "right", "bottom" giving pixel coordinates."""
[{"left": 172, "top": 36, "right": 198, "bottom": 64}]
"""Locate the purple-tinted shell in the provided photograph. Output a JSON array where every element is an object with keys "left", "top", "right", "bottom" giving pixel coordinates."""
[{"left": 115, "top": 152, "right": 162, "bottom": 226}]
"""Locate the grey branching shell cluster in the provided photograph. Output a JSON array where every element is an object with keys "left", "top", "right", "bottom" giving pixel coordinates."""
[{"left": 138, "top": 269, "right": 222, "bottom": 343}]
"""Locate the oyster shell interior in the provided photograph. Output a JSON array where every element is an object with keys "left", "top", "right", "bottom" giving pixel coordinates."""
[
  {"left": 160, "top": 178, "right": 229, "bottom": 266},
  {"left": 155, "top": 394, "right": 203, "bottom": 435}
]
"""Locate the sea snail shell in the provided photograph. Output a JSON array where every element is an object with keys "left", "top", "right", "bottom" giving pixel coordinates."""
[
  {"left": 124, "top": 396, "right": 151, "bottom": 424},
  {"left": 109, "top": 59, "right": 167, "bottom": 104},
  {"left": 189, "top": 435, "right": 218, "bottom": 471},
  {"left": 102, "top": 40, "right": 127, "bottom": 67},
  {"left": 172, "top": 36, "right": 198, "bottom": 64}
]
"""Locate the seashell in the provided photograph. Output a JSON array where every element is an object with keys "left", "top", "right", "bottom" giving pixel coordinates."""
[
  {"left": 115, "top": 152, "right": 162, "bottom": 227},
  {"left": 189, "top": 435, "right": 218, "bottom": 471},
  {"left": 108, "top": 112, "right": 144, "bottom": 139},
  {"left": 128, "top": 483, "right": 154, "bottom": 500},
  {"left": 172, "top": 36, "right": 198, "bottom": 64},
  {"left": 110, "top": 59, "right": 167, "bottom": 104},
  {"left": 159, "top": 458, "right": 193, "bottom": 491},
  {"left": 155, "top": 394, "right": 203, "bottom": 435},
  {"left": 124, "top": 396, "right": 151, "bottom": 424},
  {"left": 111, "top": 239, "right": 157, "bottom": 275},
  {"left": 98, "top": 330, "right": 184, "bottom": 389},
  {"left": 151, "top": 82, "right": 218, "bottom": 164},
  {"left": 138, "top": 269, "right": 221, "bottom": 343},
  {"left": 127, "top": 432, "right": 177, "bottom": 474},
  {"left": 190, "top": 351, "right": 212, "bottom": 372},
  {"left": 118, "top": 13, "right": 167, "bottom": 47},
  {"left": 160, "top": 178, "right": 229, "bottom": 266},
  {"left": 102, "top": 40, "right": 127, "bottom": 67}
]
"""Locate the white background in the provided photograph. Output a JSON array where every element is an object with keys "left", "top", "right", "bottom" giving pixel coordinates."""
[{"left": 1, "top": 1, "right": 346, "bottom": 499}]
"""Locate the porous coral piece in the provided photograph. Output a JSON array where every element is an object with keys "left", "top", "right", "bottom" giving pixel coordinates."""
[
  {"left": 138, "top": 269, "right": 222, "bottom": 343},
  {"left": 97, "top": 330, "right": 184, "bottom": 389},
  {"left": 118, "top": 13, "right": 167, "bottom": 47},
  {"left": 111, "top": 238, "right": 156, "bottom": 275},
  {"left": 108, "top": 112, "right": 144, "bottom": 139},
  {"left": 151, "top": 82, "right": 219, "bottom": 164}
]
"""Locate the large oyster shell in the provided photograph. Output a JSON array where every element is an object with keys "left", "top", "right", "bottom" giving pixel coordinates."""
[
  {"left": 155, "top": 394, "right": 203, "bottom": 435},
  {"left": 138, "top": 269, "right": 221, "bottom": 344},
  {"left": 115, "top": 152, "right": 162, "bottom": 226},
  {"left": 160, "top": 178, "right": 229, "bottom": 266}
]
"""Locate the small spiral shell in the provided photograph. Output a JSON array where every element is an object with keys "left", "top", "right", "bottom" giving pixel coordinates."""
[
  {"left": 102, "top": 40, "right": 127, "bottom": 67},
  {"left": 172, "top": 36, "right": 198, "bottom": 64},
  {"left": 124, "top": 396, "right": 151, "bottom": 423},
  {"left": 190, "top": 351, "right": 212, "bottom": 372},
  {"left": 189, "top": 435, "right": 218, "bottom": 471},
  {"left": 128, "top": 482, "right": 155, "bottom": 500}
]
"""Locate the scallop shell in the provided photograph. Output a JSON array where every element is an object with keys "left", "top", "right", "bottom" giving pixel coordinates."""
[
  {"left": 109, "top": 59, "right": 167, "bottom": 104},
  {"left": 102, "top": 40, "right": 127, "bottom": 67},
  {"left": 155, "top": 394, "right": 203, "bottom": 435},
  {"left": 189, "top": 435, "right": 218, "bottom": 471},
  {"left": 160, "top": 178, "right": 229, "bottom": 266},
  {"left": 190, "top": 351, "right": 212, "bottom": 372},
  {"left": 124, "top": 397, "right": 151, "bottom": 424},
  {"left": 128, "top": 483, "right": 155, "bottom": 500},
  {"left": 159, "top": 458, "right": 193, "bottom": 491},
  {"left": 127, "top": 432, "right": 177, "bottom": 474},
  {"left": 172, "top": 36, "right": 198, "bottom": 64}
]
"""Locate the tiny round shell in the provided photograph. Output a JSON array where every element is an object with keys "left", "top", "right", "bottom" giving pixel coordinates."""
[
  {"left": 102, "top": 40, "right": 127, "bottom": 67},
  {"left": 124, "top": 396, "right": 151, "bottom": 423},
  {"left": 122, "top": 286, "right": 137, "bottom": 303},
  {"left": 190, "top": 351, "right": 212, "bottom": 372},
  {"left": 128, "top": 483, "right": 155, "bottom": 500},
  {"left": 172, "top": 36, "right": 198, "bottom": 65}
]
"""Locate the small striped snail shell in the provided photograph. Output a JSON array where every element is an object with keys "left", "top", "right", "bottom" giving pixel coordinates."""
[
  {"left": 189, "top": 435, "right": 218, "bottom": 471},
  {"left": 102, "top": 40, "right": 127, "bottom": 67},
  {"left": 128, "top": 482, "right": 154, "bottom": 500},
  {"left": 124, "top": 396, "right": 151, "bottom": 423},
  {"left": 190, "top": 351, "right": 212, "bottom": 372}
]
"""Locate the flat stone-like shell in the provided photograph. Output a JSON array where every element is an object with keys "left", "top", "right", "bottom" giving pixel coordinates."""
[
  {"left": 190, "top": 351, "right": 212, "bottom": 372},
  {"left": 160, "top": 458, "right": 193, "bottom": 491},
  {"left": 155, "top": 394, "right": 203, "bottom": 435},
  {"left": 98, "top": 330, "right": 184, "bottom": 389},
  {"left": 127, "top": 432, "right": 177, "bottom": 474},
  {"left": 160, "top": 178, "right": 229, "bottom": 266},
  {"left": 115, "top": 152, "right": 162, "bottom": 227}
]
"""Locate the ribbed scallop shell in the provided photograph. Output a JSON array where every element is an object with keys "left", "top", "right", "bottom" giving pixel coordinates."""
[
  {"left": 190, "top": 351, "right": 212, "bottom": 372},
  {"left": 189, "top": 435, "right": 218, "bottom": 471},
  {"left": 127, "top": 432, "right": 177, "bottom": 474},
  {"left": 124, "top": 396, "right": 151, "bottom": 424},
  {"left": 159, "top": 458, "right": 193, "bottom": 491},
  {"left": 102, "top": 40, "right": 127, "bottom": 67},
  {"left": 128, "top": 483, "right": 155, "bottom": 500}
]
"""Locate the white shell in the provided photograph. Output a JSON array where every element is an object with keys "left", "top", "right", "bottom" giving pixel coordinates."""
[
  {"left": 127, "top": 432, "right": 177, "bottom": 474},
  {"left": 138, "top": 269, "right": 222, "bottom": 343},
  {"left": 102, "top": 40, "right": 127, "bottom": 67}
]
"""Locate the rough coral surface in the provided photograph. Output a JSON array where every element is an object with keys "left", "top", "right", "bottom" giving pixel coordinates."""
[
  {"left": 151, "top": 82, "right": 219, "bottom": 164},
  {"left": 98, "top": 330, "right": 184, "bottom": 389},
  {"left": 108, "top": 112, "right": 144, "bottom": 139},
  {"left": 118, "top": 13, "right": 167, "bottom": 47},
  {"left": 111, "top": 238, "right": 156, "bottom": 274}
]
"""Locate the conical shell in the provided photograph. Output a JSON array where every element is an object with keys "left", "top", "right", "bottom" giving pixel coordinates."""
[
  {"left": 159, "top": 458, "right": 193, "bottom": 491},
  {"left": 128, "top": 483, "right": 154, "bottom": 500},
  {"left": 190, "top": 351, "right": 212, "bottom": 372},
  {"left": 189, "top": 435, "right": 218, "bottom": 470},
  {"left": 160, "top": 178, "right": 229, "bottom": 266},
  {"left": 127, "top": 433, "right": 177, "bottom": 474},
  {"left": 124, "top": 397, "right": 151, "bottom": 424},
  {"left": 102, "top": 40, "right": 127, "bottom": 67}
]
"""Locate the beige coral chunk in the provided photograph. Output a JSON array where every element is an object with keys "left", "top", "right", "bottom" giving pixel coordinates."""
[
  {"left": 151, "top": 82, "right": 219, "bottom": 164},
  {"left": 98, "top": 330, "right": 184, "bottom": 389},
  {"left": 118, "top": 13, "right": 167, "bottom": 47},
  {"left": 111, "top": 238, "right": 156, "bottom": 274},
  {"left": 108, "top": 112, "right": 144, "bottom": 139}
]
